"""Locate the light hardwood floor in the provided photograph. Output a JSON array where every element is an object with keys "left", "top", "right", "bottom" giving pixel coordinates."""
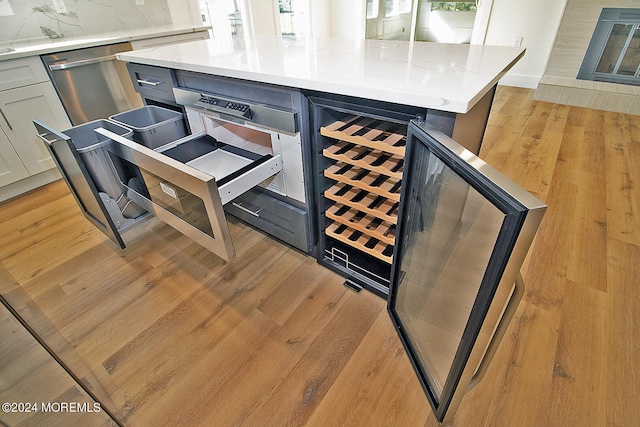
[{"left": 0, "top": 86, "right": 638, "bottom": 426}]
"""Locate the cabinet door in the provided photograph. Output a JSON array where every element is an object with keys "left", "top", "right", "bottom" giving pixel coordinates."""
[
  {"left": 388, "top": 122, "right": 546, "bottom": 423},
  {"left": 0, "top": 81, "right": 71, "bottom": 175},
  {"left": 0, "top": 127, "right": 29, "bottom": 187}
]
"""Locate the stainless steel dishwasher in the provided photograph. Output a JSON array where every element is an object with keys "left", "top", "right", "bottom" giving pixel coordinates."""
[{"left": 42, "top": 42, "right": 143, "bottom": 126}]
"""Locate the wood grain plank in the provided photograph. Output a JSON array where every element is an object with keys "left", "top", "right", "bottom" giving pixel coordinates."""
[
  {"left": 239, "top": 290, "right": 382, "bottom": 426},
  {"left": 308, "top": 311, "right": 431, "bottom": 427}
]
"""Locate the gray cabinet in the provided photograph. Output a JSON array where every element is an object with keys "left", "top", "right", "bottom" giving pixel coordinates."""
[{"left": 127, "top": 63, "right": 179, "bottom": 103}]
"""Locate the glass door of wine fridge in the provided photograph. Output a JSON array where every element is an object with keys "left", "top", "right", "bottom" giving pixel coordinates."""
[{"left": 388, "top": 121, "right": 546, "bottom": 423}]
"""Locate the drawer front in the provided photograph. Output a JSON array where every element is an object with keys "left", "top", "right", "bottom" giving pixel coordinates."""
[
  {"left": 0, "top": 57, "right": 49, "bottom": 91},
  {"left": 127, "top": 63, "right": 177, "bottom": 102},
  {"left": 225, "top": 188, "right": 309, "bottom": 253},
  {"left": 96, "top": 128, "right": 283, "bottom": 261},
  {"left": 97, "top": 127, "right": 235, "bottom": 261}
]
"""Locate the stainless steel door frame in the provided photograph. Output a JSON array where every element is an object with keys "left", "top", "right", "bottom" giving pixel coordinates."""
[
  {"left": 388, "top": 122, "right": 546, "bottom": 423},
  {"left": 96, "top": 128, "right": 238, "bottom": 262},
  {"left": 33, "top": 120, "right": 126, "bottom": 248}
]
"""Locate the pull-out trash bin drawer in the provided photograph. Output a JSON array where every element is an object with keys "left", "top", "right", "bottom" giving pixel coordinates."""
[{"left": 97, "top": 128, "right": 282, "bottom": 262}]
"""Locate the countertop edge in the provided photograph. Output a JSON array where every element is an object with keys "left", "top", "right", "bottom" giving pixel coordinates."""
[{"left": 0, "top": 25, "right": 211, "bottom": 61}]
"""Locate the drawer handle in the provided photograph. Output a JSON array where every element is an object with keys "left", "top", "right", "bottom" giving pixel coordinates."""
[
  {"left": 47, "top": 54, "right": 118, "bottom": 71},
  {"left": 136, "top": 78, "right": 163, "bottom": 86},
  {"left": 232, "top": 202, "right": 261, "bottom": 217}
]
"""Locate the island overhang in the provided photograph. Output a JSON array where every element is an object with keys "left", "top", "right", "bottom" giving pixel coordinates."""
[{"left": 117, "top": 35, "right": 525, "bottom": 114}]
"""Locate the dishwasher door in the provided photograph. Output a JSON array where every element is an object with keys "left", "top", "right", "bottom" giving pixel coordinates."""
[
  {"left": 42, "top": 43, "right": 142, "bottom": 125},
  {"left": 97, "top": 128, "right": 283, "bottom": 262}
]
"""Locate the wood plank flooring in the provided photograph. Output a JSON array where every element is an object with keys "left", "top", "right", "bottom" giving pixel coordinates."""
[
  {"left": 0, "top": 303, "right": 116, "bottom": 426},
  {"left": 0, "top": 86, "right": 638, "bottom": 426}
]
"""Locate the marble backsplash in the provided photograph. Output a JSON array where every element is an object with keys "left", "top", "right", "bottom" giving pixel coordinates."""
[{"left": 0, "top": 0, "right": 173, "bottom": 45}]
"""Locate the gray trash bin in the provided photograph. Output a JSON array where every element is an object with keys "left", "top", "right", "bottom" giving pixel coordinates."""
[
  {"left": 63, "top": 119, "right": 132, "bottom": 200},
  {"left": 109, "top": 106, "right": 187, "bottom": 149}
]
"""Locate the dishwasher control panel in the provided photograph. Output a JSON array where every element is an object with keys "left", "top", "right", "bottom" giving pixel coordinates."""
[{"left": 195, "top": 95, "right": 252, "bottom": 119}]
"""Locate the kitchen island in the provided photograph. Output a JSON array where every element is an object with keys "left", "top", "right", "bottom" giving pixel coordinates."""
[
  {"left": 111, "top": 35, "right": 543, "bottom": 424},
  {"left": 111, "top": 35, "right": 528, "bottom": 296},
  {"left": 11, "top": 36, "right": 547, "bottom": 425}
]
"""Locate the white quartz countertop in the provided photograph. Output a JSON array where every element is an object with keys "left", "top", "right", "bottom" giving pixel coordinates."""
[
  {"left": 117, "top": 36, "right": 525, "bottom": 114},
  {"left": 0, "top": 25, "right": 210, "bottom": 61}
]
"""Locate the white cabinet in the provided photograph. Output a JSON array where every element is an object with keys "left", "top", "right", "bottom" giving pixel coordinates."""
[
  {"left": 0, "top": 81, "right": 71, "bottom": 176},
  {"left": 0, "top": 127, "right": 29, "bottom": 187},
  {"left": 0, "top": 57, "right": 71, "bottom": 194},
  {"left": 0, "top": 56, "right": 50, "bottom": 91}
]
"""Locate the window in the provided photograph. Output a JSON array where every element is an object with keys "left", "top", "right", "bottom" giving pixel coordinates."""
[
  {"left": 279, "top": 0, "right": 294, "bottom": 35},
  {"left": 430, "top": 2, "right": 477, "bottom": 12},
  {"left": 578, "top": 8, "right": 640, "bottom": 86},
  {"left": 385, "top": 0, "right": 412, "bottom": 17},
  {"left": 367, "top": 0, "right": 379, "bottom": 19}
]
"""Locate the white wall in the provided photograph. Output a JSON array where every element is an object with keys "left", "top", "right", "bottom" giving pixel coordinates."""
[
  {"left": 310, "top": 0, "right": 365, "bottom": 39},
  {"left": 484, "top": 0, "right": 568, "bottom": 88},
  {"left": 246, "top": 0, "right": 278, "bottom": 35},
  {"left": 328, "top": 0, "right": 365, "bottom": 39},
  {"left": 168, "top": 0, "right": 202, "bottom": 26}
]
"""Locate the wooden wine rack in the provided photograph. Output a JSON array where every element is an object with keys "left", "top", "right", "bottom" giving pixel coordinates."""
[
  {"left": 321, "top": 115, "right": 407, "bottom": 156},
  {"left": 324, "top": 183, "right": 399, "bottom": 224},
  {"left": 320, "top": 114, "right": 407, "bottom": 264},
  {"left": 323, "top": 141, "right": 403, "bottom": 179},
  {"left": 326, "top": 204, "right": 395, "bottom": 245},
  {"left": 325, "top": 222, "right": 394, "bottom": 264},
  {"left": 324, "top": 163, "right": 402, "bottom": 201}
]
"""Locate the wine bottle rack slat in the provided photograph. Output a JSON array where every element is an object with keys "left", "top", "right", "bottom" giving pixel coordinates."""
[
  {"left": 324, "top": 163, "right": 402, "bottom": 201},
  {"left": 323, "top": 141, "right": 403, "bottom": 179},
  {"left": 326, "top": 204, "right": 395, "bottom": 245},
  {"left": 324, "top": 183, "right": 398, "bottom": 224},
  {"left": 326, "top": 222, "right": 393, "bottom": 264},
  {"left": 320, "top": 115, "right": 406, "bottom": 156}
]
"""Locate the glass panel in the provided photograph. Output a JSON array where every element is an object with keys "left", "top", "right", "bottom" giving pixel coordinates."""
[
  {"left": 430, "top": 2, "right": 477, "bottom": 12},
  {"left": 367, "top": 0, "right": 379, "bottom": 19},
  {"left": 596, "top": 23, "right": 633, "bottom": 74},
  {"left": 139, "top": 168, "right": 215, "bottom": 239},
  {"left": 394, "top": 148, "right": 504, "bottom": 399},
  {"left": 279, "top": 0, "right": 295, "bottom": 35},
  {"left": 385, "top": 0, "right": 411, "bottom": 17},
  {"left": 617, "top": 26, "right": 640, "bottom": 76}
]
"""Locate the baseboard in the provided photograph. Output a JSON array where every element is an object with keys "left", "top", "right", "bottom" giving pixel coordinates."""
[
  {"left": 0, "top": 169, "right": 61, "bottom": 203},
  {"left": 498, "top": 74, "right": 540, "bottom": 89}
]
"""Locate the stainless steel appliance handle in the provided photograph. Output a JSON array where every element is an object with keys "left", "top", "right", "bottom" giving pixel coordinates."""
[
  {"left": 136, "top": 78, "right": 163, "bottom": 86},
  {"left": 231, "top": 202, "right": 261, "bottom": 217},
  {"left": 35, "top": 131, "right": 62, "bottom": 145},
  {"left": 0, "top": 108, "right": 12, "bottom": 130},
  {"left": 466, "top": 272, "right": 525, "bottom": 392},
  {"left": 47, "top": 54, "right": 118, "bottom": 71}
]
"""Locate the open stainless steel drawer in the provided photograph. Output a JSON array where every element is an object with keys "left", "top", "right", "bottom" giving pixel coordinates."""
[{"left": 96, "top": 128, "right": 282, "bottom": 262}]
